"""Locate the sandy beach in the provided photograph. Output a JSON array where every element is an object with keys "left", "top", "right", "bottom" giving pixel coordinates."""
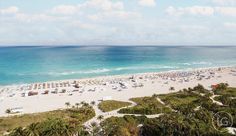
[{"left": 0, "top": 66, "right": 236, "bottom": 117}]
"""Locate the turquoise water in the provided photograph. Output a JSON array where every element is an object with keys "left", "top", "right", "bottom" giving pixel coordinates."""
[{"left": 0, "top": 46, "right": 236, "bottom": 85}]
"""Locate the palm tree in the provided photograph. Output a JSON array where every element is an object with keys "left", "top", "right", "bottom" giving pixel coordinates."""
[
  {"left": 97, "top": 115, "right": 104, "bottom": 121},
  {"left": 82, "top": 102, "right": 89, "bottom": 107},
  {"left": 81, "top": 101, "right": 85, "bottom": 105},
  {"left": 152, "top": 94, "right": 158, "bottom": 98},
  {"left": 41, "top": 118, "right": 76, "bottom": 136},
  {"left": 65, "top": 102, "right": 70, "bottom": 109},
  {"left": 5, "top": 108, "right": 11, "bottom": 116},
  {"left": 90, "top": 101, "right": 96, "bottom": 106},
  {"left": 169, "top": 87, "right": 175, "bottom": 91},
  {"left": 75, "top": 103, "right": 80, "bottom": 109}
]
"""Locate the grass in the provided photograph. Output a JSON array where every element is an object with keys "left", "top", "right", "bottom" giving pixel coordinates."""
[
  {"left": 212, "top": 87, "right": 236, "bottom": 106},
  {"left": 104, "top": 87, "right": 236, "bottom": 135},
  {"left": 214, "top": 87, "right": 236, "bottom": 97},
  {"left": 98, "top": 100, "right": 132, "bottom": 112},
  {"left": 158, "top": 91, "right": 201, "bottom": 110},
  {"left": 0, "top": 105, "right": 95, "bottom": 135},
  {"left": 214, "top": 95, "right": 227, "bottom": 103},
  {"left": 118, "top": 96, "right": 172, "bottom": 115}
]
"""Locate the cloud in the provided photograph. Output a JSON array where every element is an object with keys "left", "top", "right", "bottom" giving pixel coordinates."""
[
  {"left": 0, "top": 6, "right": 18, "bottom": 15},
  {"left": 0, "top": 0, "right": 142, "bottom": 45},
  {"left": 166, "top": 6, "right": 214, "bottom": 16},
  {"left": 15, "top": 13, "right": 66, "bottom": 23},
  {"left": 79, "top": 0, "right": 141, "bottom": 21},
  {"left": 51, "top": 5, "right": 78, "bottom": 15},
  {"left": 0, "top": 6, "right": 67, "bottom": 23},
  {"left": 69, "top": 21, "right": 96, "bottom": 29},
  {"left": 166, "top": 6, "right": 236, "bottom": 16},
  {"left": 87, "top": 11, "right": 141, "bottom": 21},
  {"left": 138, "top": 0, "right": 156, "bottom": 7},
  {"left": 215, "top": 7, "right": 236, "bottom": 16},
  {"left": 224, "top": 22, "right": 236, "bottom": 28},
  {"left": 2, "top": 0, "right": 133, "bottom": 23},
  {"left": 212, "top": 0, "right": 236, "bottom": 5},
  {"left": 80, "top": 0, "right": 124, "bottom": 11},
  {"left": 49, "top": 0, "right": 124, "bottom": 16},
  {"left": 1, "top": 1, "right": 236, "bottom": 45}
]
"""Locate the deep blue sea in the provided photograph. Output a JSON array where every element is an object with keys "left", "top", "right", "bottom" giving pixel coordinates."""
[{"left": 0, "top": 46, "right": 236, "bottom": 85}]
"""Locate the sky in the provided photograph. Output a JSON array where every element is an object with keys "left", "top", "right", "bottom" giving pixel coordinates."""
[{"left": 0, "top": 0, "right": 236, "bottom": 46}]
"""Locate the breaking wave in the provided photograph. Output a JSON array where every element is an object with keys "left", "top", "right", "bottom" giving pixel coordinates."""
[
  {"left": 16, "top": 65, "right": 179, "bottom": 76},
  {"left": 179, "top": 61, "right": 212, "bottom": 66}
]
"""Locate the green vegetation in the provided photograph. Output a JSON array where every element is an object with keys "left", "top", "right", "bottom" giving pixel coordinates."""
[
  {"left": 118, "top": 96, "right": 172, "bottom": 114},
  {"left": 98, "top": 100, "right": 132, "bottom": 112},
  {"left": 8, "top": 118, "right": 89, "bottom": 136},
  {"left": 211, "top": 85, "right": 236, "bottom": 110},
  {"left": 212, "top": 86, "right": 236, "bottom": 128},
  {"left": 2, "top": 83, "right": 236, "bottom": 136},
  {"left": 158, "top": 84, "right": 214, "bottom": 113},
  {"left": 102, "top": 84, "right": 236, "bottom": 135},
  {"left": 214, "top": 87, "right": 236, "bottom": 97},
  {"left": 100, "top": 112, "right": 228, "bottom": 136},
  {"left": 214, "top": 95, "right": 232, "bottom": 105},
  {"left": 158, "top": 91, "right": 200, "bottom": 110},
  {"left": 65, "top": 102, "right": 71, "bottom": 108},
  {"left": 139, "top": 111, "right": 228, "bottom": 136},
  {"left": 117, "top": 85, "right": 211, "bottom": 116},
  {"left": 0, "top": 104, "right": 95, "bottom": 135},
  {"left": 213, "top": 83, "right": 229, "bottom": 93},
  {"left": 100, "top": 115, "right": 144, "bottom": 136},
  {"left": 97, "top": 115, "right": 104, "bottom": 121}
]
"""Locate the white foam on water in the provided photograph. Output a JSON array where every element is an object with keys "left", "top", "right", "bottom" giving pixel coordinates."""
[
  {"left": 178, "top": 61, "right": 212, "bottom": 66},
  {"left": 16, "top": 65, "right": 179, "bottom": 76}
]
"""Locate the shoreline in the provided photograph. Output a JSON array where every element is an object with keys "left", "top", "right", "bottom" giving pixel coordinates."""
[
  {"left": 0, "top": 65, "right": 235, "bottom": 87},
  {"left": 0, "top": 66, "right": 236, "bottom": 117}
]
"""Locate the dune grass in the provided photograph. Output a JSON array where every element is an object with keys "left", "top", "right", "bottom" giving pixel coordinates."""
[
  {"left": 214, "top": 87, "right": 236, "bottom": 97},
  {"left": 118, "top": 96, "right": 172, "bottom": 114},
  {"left": 102, "top": 86, "right": 236, "bottom": 136},
  {"left": 98, "top": 100, "right": 132, "bottom": 112},
  {"left": 0, "top": 105, "right": 95, "bottom": 135},
  {"left": 212, "top": 87, "right": 236, "bottom": 106},
  {"left": 158, "top": 91, "right": 201, "bottom": 110}
]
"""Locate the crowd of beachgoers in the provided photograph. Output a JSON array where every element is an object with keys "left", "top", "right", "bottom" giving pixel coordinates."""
[{"left": 0, "top": 66, "right": 236, "bottom": 116}]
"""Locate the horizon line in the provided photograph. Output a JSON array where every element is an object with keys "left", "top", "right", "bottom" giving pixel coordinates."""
[{"left": 0, "top": 45, "right": 236, "bottom": 47}]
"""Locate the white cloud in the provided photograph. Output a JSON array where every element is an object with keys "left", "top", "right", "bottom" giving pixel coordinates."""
[
  {"left": 15, "top": 13, "right": 65, "bottom": 23},
  {"left": 138, "top": 0, "right": 156, "bottom": 7},
  {"left": 166, "top": 6, "right": 214, "bottom": 16},
  {"left": 0, "top": 6, "right": 18, "bottom": 15},
  {"left": 87, "top": 11, "right": 141, "bottom": 21},
  {"left": 0, "top": 0, "right": 142, "bottom": 45},
  {"left": 0, "top": 6, "right": 68, "bottom": 23},
  {"left": 166, "top": 6, "right": 236, "bottom": 16},
  {"left": 51, "top": 5, "right": 78, "bottom": 15},
  {"left": 224, "top": 22, "right": 236, "bottom": 28},
  {"left": 69, "top": 21, "right": 96, "bottom": 29},
  {"left": 215, "top": 7, "right": 236, "bottom": 16},
  {"left": 212, "top": 0, "right": 236, "bottom": 5},
  {"left": 1, "top": 1, "right": 236, "bottom": 45},
  {"left": 49, "top": 0, "right": 124, "bottom": 15},
  {"left": 80, "top": 0, "right": 140, "bottom": 21},
  {"left": 80, "top": 0, "right": 124, "bottom": 11},
  {"left": 0, "top": 0, "right": 140, "bottom": 24}
]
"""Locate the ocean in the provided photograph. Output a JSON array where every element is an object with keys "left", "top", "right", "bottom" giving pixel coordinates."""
[{"left": 0, "top": 46, "right": 236, "bottom": 85}]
